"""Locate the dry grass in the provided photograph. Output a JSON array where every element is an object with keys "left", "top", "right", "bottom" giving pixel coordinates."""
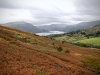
[{"left": 0, "top": 25, "right": 100, "bottom": 75}]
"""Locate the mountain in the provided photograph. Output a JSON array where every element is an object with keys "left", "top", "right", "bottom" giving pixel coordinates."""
[
  {"left": 37, "top": 20, "right": 100, "bottom": 32},
  {"left": 63, "top": 20, "right": 100, "bottom": 32},
  {"left": 2, "top": 21, "right": 46, "bottom": 33},
  {"left": 0, "top": 25, "right": 100, "bottom": 75},
  {"left": 94, "top": 23, "right": 100, "bottom": 27},
  {"left": 36, "top": 24, "right": 68, "bottom": 31}
]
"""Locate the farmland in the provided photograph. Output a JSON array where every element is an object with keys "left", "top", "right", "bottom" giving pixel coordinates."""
[{"left": 74, "top": 37, "right": 100, "bottom": 46}]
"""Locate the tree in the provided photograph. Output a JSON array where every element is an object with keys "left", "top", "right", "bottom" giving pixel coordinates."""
[
  {"left": 52, "top": 42, "right": 55, "bottom": 45},
  {"left": 62, "top": 40, "right": 65, "bottom": 44}
]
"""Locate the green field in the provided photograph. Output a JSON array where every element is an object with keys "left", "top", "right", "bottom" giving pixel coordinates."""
[
  {"left": 74, "top": 37, "right": 100, "bottom": 46},
  {"left": 54, "top": 35, "right": 86, "bottom": 43}
]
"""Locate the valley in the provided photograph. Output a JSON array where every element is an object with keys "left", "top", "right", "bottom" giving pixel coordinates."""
[
  {"left": 1, "top": 0, "right": 100, "bottom": 75},
  {"left": 52, "top": 24, "right": 100, "bottom": 49},
  {"left": 0, "top": 25, "right": 100, "bottom": 75}
]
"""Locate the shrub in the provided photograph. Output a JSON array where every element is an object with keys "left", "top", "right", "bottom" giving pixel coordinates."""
[
  {"left": 57, "top": 46, "right": 63, "bottom": 52},
  {"left": 52, "top": 42, "right": 55, "bottom": 45},
  {"left": 62, "top": 40, "right": 65, "bottom": 44},
  {"left": 65, "top": 50, "right": 70, "bottom": 53}
]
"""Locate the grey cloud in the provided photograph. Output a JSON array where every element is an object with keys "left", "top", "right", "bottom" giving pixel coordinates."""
[
  {"left": 74, "top": 0, "right": 100, "bottom": 16},
  {"left": 0, "top": 0, "right": 40, "bottom": 10},
  {"left": 71, "top": 0, "right": 100, "bottom": 22},
  {"left": 0, "top": 0, "right": 20, "bottom": 9},
  {"left": 71, "top": 15, "right": 100, "bottom": 22},
  {"left": 74, "top": 0, "right": 100, "bottom": 8},
  {"left": 30, "top": 9, "right": 71, "bottom": 25},
  {"left": 0, "top": 0, "right": 100, "bottom": 25}
]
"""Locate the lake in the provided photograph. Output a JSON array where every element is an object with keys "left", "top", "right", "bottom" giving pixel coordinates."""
[{"left": 36, "top": 31, "right": 65, "bottom": 36}]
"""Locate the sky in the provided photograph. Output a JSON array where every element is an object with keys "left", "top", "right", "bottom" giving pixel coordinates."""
[{"left": 0, "top": 0, "right": 100, "bottom": 26}]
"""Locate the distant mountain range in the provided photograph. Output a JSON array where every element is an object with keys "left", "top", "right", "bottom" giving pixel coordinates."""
[
  {"left": 63, "top": 20, "right": 100, "bottom": 32},
  {"left": 36, "top": 20, "right": 100, "bottom": 33},
  {"left": 36, "top": 24, "right": 68, "bottom": 31},
  {"left": 1, "top": 21, "right": 47, "bottom": 33},
  {"left": 1, "top": 20, "right": 100, "bottom": 34}
]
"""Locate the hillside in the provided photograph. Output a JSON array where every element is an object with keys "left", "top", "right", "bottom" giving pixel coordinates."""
[
  {"left": 53, "top": 25, "right": 100, "bottom": 42},
  {"left": 2, "top": 21, "right": 45, "bottom": 33},
  {"left": 94, "top": 24, "right": 100, "bottom": 27},
  {"left": 74, "top": 37, "right": 100, "bottom": 47},
  {"left": 0, "top": 25, "right": 100, "bottom": 75}
]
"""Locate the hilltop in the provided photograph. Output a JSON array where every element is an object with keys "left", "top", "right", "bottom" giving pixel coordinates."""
[
  {"left": 2, "top": 21, "right": 47, "bottom": 33},
  {"left": 0, "top": 25, "right": 100, "bottom": 75}
]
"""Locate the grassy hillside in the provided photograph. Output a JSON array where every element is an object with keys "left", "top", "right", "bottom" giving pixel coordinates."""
[
  {"left": 54, "top": 35, "right": 86, "bottom": 43},
  {"left": 0, "top": 25, "right": 100, "bottom": 75},
  {"left": 74, "top": 37, "right": 100, "bottom": 46},
  {"left": 52, "top": 26, "right": 100, "bottom": 48},
  {"left": 73, "top": 37, "right": 100, "bottom": 49}
]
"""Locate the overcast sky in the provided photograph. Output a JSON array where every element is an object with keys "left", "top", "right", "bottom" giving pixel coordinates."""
[{"left": 0, "top": 0, "right": 100, "bottom": 25}]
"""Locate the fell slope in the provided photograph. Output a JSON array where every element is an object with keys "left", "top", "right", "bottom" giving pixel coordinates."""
[{"left": 0, "top": 25, "right": 100, "bottom": 75}]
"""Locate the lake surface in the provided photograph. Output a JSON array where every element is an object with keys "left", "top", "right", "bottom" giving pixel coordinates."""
[{"left": 36, "top": 31, "right": 65, "bottom": 36}]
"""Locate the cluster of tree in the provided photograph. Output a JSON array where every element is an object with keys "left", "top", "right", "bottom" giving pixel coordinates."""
[
  {"left": 85, "top": 31, "right": 100, "bottom": 39},
  {"left": 66, "top": 30, "right": 81, "bottom": 36},
  {"left": 66, "top": 29, "right": 100, "bottom": 38},
  {"left": 48, "top": 34, "right": 64, "bottom": 38},
  {"left": 73, "top": 42, "right": 100, "bottom": 49},
  {"left": 94, "top": 31, "right": 100, "bottom": 37}
]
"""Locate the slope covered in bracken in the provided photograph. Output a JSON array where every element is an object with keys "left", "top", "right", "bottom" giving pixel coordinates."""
[{"left": 0, "top": 25, "right": 100, "bottom": 75}]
